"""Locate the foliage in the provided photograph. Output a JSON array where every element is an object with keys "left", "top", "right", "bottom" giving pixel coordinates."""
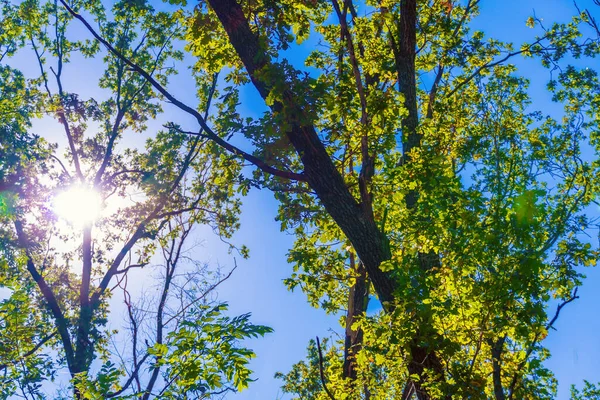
[
  {"left": 274, "top": 338, "right": 341, "bottom": 400},
  {"left": 571, "top": 380, "right": 600, "bottom": 400},
  {"left": 0, "top": 0, "right": 269, "bottom": 398},
  {"left": 178, "top": 0, "right": 600, "bottom": 398},
  {"left": 2, "top": 0, "right": 600, "bottom": 399},
  {"left": 179, "top": 0, "right": 600, "bottom": 398}
]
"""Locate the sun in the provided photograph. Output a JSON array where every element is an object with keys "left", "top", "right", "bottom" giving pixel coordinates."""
[{"left": 53, "top": 186, "right": 103, "bottom": 227}]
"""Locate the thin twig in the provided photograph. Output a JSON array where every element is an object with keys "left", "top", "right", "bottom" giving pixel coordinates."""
[{"left": 163, "top": 263, "right": 237, "bottom": 327}]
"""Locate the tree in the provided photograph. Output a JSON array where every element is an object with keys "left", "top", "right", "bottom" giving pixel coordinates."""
[
  {"left": 3, "top": 0, "right": 600, "bottom": 399},
  {"left": 61, "top": 0, "right": 600, "bottom": 399},
  {"left": 0, "top": 1, "right": 270, "bottom": 398}
]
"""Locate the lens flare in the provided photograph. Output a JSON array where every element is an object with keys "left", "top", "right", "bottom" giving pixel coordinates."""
[{"left": 53, "top": 186, "right": 102, "bottom": 227}]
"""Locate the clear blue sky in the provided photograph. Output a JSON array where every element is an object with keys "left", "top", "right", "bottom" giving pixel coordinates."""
[{"left": 6, "top": 1, "right": 600, "bottom": 399}]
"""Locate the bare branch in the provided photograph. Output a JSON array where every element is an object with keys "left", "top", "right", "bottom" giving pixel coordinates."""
[
  {"left": 143, "top": 221, "right": 192, "bottom": 399},
  {"left": 546, "top": 288, "right": 579, "bottom": 331},
  {"left": 163, "top": 263, "right": 237, "bottom": 327},
  {"left": 114, "top": 263, "right": 148, "bottom": 275}
]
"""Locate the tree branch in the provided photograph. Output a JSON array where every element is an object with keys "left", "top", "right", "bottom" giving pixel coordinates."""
[
  {"left": 425, "top": 0, "right": 480, "bottom": 118},
  {"left": 66, "top": 0, "right": 397, "bottom": 312},
  {"left": 206, "top": 0, "right": 396, "bottom": 309},
  {"left": 13, "top": 220, "right": 76, "bottom": 375},
  {"left": 91, "top": 94, "right": 209, "bottom": 306},
  {"left": 95, "top": 28, "right": 180, "bottom": 187},
  {"left": 316, "top": 337, "right": 336, "bottom": 400},
  {"left": 59, "top": 0, "right": 306, "bottom": 183},
  {"left": 142, "top": 222, "right": 191, "bottom": 399},
  {"left": 94, "top": 111, "right": 125, "bottom": 187},
  {"left": 0, "top": 332, "right": 56, "bottom": 370},
  {"left": 50, "top": 4, "right": 85, "bottom": 182},
  {"left": 507, "top": 288, "right": 579, "bottom": 399},
  {"left": 163, "top": 263, "right": 237, "bottom": 327},
  {"left": 49, "top": 154, "right": 72, "bottom": 178},
  {"left": 331, "top": 0, "right": 375, "bottom": 215},
  {"left": 447, "top": 35, "right": 547, "bottom": 98}
]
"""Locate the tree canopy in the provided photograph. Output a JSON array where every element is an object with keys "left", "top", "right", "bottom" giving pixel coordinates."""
[
  {"left": 0, "top": 0, "right": 270, "bottom": 398},
  {"left": 1, "top": 0, "right": 600, "bottom": 399}
]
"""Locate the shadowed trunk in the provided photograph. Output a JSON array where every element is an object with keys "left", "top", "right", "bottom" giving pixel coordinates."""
[
  {"left": 207, "top": 0, "right": 447, "bottom": 397},
  {"left": 490, "top": 336, "right": 507, "bottom": 400},
  {"left": 390, "top": 1, "right": 448, "bottom": 398},
  {"left": 73, "top": 226, "right": 94, "bottom": 376},
  {"left": 206, "top": 0, "right": 396, "bottom": 308}
]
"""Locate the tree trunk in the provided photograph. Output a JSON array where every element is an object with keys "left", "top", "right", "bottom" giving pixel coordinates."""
[
  {"left": 489, "top": 336, "right": 507, "bottom": 400},
  {"left": 73, "top": 226, "right": 94, "bottom": 375},
  {"left": 206, "top": 0, "right": 396, "bottom": 307},
  {"left": 391, "top": 1, "right": 448, "bottom": 398},
  {"left": 343, "top": 255, "right": 368, "bottom": 382},
  {"left": 207, "top": 0, "right": 447, "bottom": 397}
]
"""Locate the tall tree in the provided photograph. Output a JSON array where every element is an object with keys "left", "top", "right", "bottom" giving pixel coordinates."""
[
  {"left": 0, "top": 1, "right": 270, "bottom": 398},
  {"left": 13, "top": 0, "right": 600, "bottom": 398}
]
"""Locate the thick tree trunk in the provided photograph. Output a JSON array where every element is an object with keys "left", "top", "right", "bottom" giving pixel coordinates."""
[
  {"left": 206, "top": 0, "right": 396, "bottom": 307},
  {"left": 207, "top": 0, "right": 447, "bottom": 397},
  {"left": 490, "top": 336, "right": 507, "bottom": 400},
  {"left": 73, "top": 226, "right": 94, "bottom": 375},
  {"left": 392, "top": 1, "right": 447, "bottom": 398}
]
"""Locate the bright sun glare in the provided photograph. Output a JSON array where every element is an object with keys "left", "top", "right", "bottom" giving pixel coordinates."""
[{"left": 53, "top": 186, "right": 103, "bottom": 227}]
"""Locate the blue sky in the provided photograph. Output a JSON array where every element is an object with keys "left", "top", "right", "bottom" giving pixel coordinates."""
[{"left": 4, "top": 0, "right": 600, "bottom": 398}]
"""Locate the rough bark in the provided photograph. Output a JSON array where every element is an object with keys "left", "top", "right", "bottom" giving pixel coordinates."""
[
  {"left": 392, "top": 1, "right": 447, "bottom": 398},
  {"left": 396, "top": 0, "right": 420, "bottom": 163},
  {"left": 206, "top": 0, "right": 396, "bottom": 307},
  {"left": 206, "top": 0, "right": 447, "bottom": 397}
]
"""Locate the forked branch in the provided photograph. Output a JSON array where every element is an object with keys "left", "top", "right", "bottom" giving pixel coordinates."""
[{"left": 59, "top": 0, "right": 306, "bottom": 182}]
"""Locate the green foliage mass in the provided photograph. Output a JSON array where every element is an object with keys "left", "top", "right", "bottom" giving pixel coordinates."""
[
  {"left": 0, "top": 0, "right": 269, "bottom": 398},
  {"left": 1, "top": 0, "right": 600, "bottom": 399},
  {"left": 571, "top": 380, "right": 600, "bottom": 400}
]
